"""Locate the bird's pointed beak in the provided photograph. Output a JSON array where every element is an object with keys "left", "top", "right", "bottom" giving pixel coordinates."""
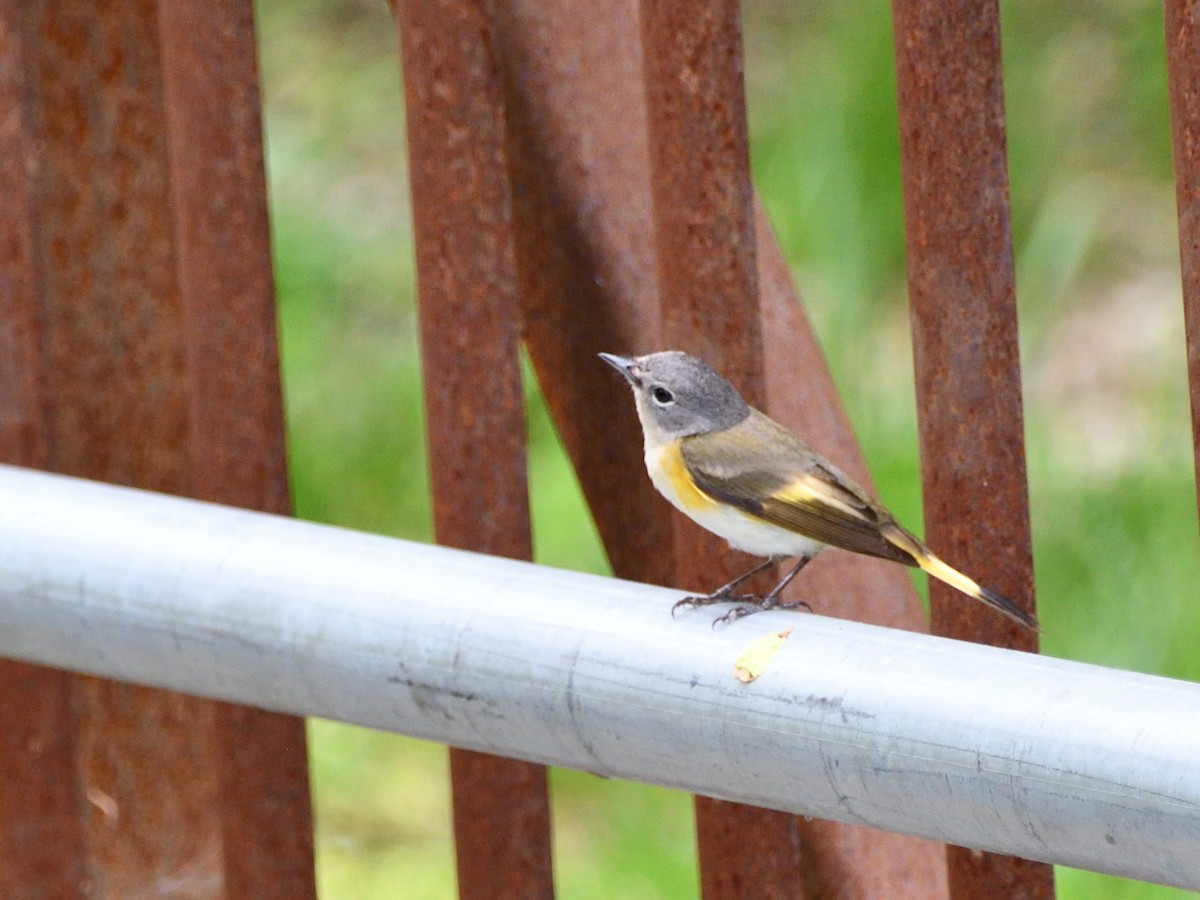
[{"left": 598, "top": 352, "right": 641, "bottom": 387}]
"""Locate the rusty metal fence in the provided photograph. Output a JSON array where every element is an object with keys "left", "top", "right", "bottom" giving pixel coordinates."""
[{"left": 1, "top": 0, "right": 1198, "bottom": 897}]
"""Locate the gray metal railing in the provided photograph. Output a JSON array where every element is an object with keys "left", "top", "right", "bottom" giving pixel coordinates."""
[{"left": 2, "top": 463, "right": 1196, "bottom": 890}]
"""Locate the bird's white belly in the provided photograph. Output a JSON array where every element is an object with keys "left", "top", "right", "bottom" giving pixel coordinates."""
[
  {"left": 678, "top": 498, "right": 826, "bottom": 557},
  {"left": 645, "top": 442, "right": 826, "bottom": 559}
]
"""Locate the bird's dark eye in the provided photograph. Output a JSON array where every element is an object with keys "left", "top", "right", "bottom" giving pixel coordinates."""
[{"left": 651, "top": 386, "right": 674, "bottom": 405}]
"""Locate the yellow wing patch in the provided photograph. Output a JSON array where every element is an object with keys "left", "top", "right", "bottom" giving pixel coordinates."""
[
  {"left": 773, "top": 473, "right": 866, "bottom": 518},
  {"left": 653, "top": 442, "right": 719, "bottom": 513}
]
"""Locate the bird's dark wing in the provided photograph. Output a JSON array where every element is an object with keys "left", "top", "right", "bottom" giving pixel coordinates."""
[{"left": 680, "top": 411, "right": 917, "bottom": 565}]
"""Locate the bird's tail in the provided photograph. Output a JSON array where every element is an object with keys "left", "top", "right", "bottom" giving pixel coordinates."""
[{"left": 882, "top": 525, "right": 1039, "bottom": 631}]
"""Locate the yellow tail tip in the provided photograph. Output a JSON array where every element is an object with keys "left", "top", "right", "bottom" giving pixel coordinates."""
[
  {"left": 881, "top": 525, "right": 1040, "bottom": 631},
  {"left": 917, "top": 550, "right": 1040, "bottom": 632}
]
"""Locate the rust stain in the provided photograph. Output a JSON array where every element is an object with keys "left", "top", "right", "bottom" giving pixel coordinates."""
[
  {"left": 641, "top": 0, "right": 764, "bottom": 398},
  {"left": 160, "top": 0, "right": 292, "bottom": 516}
]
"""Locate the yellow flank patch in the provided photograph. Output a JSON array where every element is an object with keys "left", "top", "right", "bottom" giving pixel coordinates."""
[{"left": 654, "top": 442, "right": 718, "bottom": 513}]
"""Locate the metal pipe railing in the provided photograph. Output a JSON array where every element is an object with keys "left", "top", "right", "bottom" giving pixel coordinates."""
[{"left": 0, "top": 463, "right": 1197, "bottom": 890}]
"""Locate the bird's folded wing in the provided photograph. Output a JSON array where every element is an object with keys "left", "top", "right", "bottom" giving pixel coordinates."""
[{"left": 680, "top": 427, "right": 916, "bottom": 565}]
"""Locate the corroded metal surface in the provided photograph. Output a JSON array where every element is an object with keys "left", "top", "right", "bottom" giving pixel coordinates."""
[
  {"left": 159, "top": 2, "right": 315, "bottom": 894},
  {"left": 892, "top": 0, "right": 1051, "bottom": 896},
  {"left": 0, "top": 1, "right": 48, "bottom": 471},
  {"left": 641, "top": 0, "right": 764, "bottom": 393},
  {"left": 1165, "top": 0, "right": 1200, "bottom": 519},
  {"left": 8, "top": 1, "right": 210, "bottom": 892},
  {"left": 0, "top": 5, "right": 84, "bottom": 892},
  {"left": 449, "top": 751, "right": 554, "bottom": 900},
  {"left": 0, "top": 1, "right": 315, "bottom": 895},
  {"left": 396, "top": 1, "right": 554, "bottom": 896},
  {"left": 159, "top": 0, "right": 292, "bottom": 515}
]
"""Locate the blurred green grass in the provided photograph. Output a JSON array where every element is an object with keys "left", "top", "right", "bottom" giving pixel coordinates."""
[{"left": 255, "top": 0, "right": 1200, "bottom": 896}]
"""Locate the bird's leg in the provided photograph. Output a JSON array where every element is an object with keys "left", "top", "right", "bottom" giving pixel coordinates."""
[
  {"left": 713, "top": 556, "right": 814, "bottom": 626},
  {"left": 671, "top": 557, "right": 779, "bottom": 618}
]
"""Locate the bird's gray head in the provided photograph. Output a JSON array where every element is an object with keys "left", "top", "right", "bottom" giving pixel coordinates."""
[{"left": 599, "top": 351, "right": 750, "bottom": 443}]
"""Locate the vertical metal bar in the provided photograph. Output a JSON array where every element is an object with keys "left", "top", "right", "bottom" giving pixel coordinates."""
[
  {"left": 891, "top": 1, "right": 1053, "bottom": 897},
  {"left": 18, "top": 1, "right": 220, "bottom": 893},
  {"left": 640, "top": 0, "right": 764, "bottom": 392},
  {"left": 638, "top": 3, "right": 810, "bottom": 896},
  {"left": 157, "top": 1, "right": 316, "bottom": 895},
  {"left": 1165, "top": 0, "right": 1200, "bottom": 514},
  {"left": 394, "top": 1, "right": 555, "bottom": 897},
  {"left": 0, "top": 4, "right": 89, "bottom": 895},
  {"left": 0, "top": 1, "right": 316, "bottom": 895},
  {"left": 0, "top": 2, "right": 48, "bottom": 471},
  {"left": 501, "top": 1, "right": 948, "bottom": 894},
  {"left": 158, "top": 0, "right": 292, "bottom": 514},
  {"left": 33, "top": 0, "right": 191, "bottom": 490}
]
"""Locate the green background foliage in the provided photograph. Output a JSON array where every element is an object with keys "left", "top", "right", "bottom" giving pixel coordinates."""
[{"left": 254, "top": 0, "right": 1199, "bottom": 896}]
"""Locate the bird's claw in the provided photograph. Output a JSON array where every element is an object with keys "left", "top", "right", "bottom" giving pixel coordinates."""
[
  {"left": 673, "top": 587, "right": 814, "bottom": 627},
  {"left": 671, "top": 591, "right": 760, "bottom": 619},
  {"left": 711, "top": 602, "right": 766, "bottom": 628},
  {"left": 709, "top": 596, "right": 815, "bottom": 629}
]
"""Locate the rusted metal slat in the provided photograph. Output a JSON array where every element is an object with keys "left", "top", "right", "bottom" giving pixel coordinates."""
[
  {"left": 394, "top": 1, "right": 555, "bottom": 897},
  {"left": 159, "top": 0, "right": 293, "bottom": 515},
  {"left": 13, "top": 1, "right": 221, "bottom": 893},
  {"left": 0, "top": 2, "right": 88, "bottom": 895},
  {"left": 638, "top": 2, "right": 810, "bottom": 896},
  {"left": 1165, "top": 0, "right": 1200, "bottom": 515},
  {"left": 500, "top": 0, "right": 947, "bottom": 893},
  {"left": 157, "top": 1, "right": 316, "bottom": 895},
  {"left": 0, "top": 2, "right": 48, "bottom": 470},
  {"left": 891, "top": 1, "right": 1053, "bottom": 897},
  {"left": 640, "top": 0, "right": 764, "bottom": 390},
  {"left": 0, "top": 1, "right": 316, "bottom": 895}
]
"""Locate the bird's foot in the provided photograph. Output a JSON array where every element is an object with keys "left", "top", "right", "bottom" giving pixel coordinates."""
[
  {"left": 710, "top": 594, "right": 814, "bottom": 628},
  {"left": 671, "top": 589, "right": 761, "bottom": 619}
]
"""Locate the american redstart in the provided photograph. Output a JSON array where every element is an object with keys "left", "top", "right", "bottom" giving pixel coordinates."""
[{"left": 600, "top": 350, "right": 1038, "bottom": 630}]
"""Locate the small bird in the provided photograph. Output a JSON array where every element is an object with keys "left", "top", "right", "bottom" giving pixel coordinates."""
[{"left": 600, "top": 350, "right": 1038, "bottom": 630}]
